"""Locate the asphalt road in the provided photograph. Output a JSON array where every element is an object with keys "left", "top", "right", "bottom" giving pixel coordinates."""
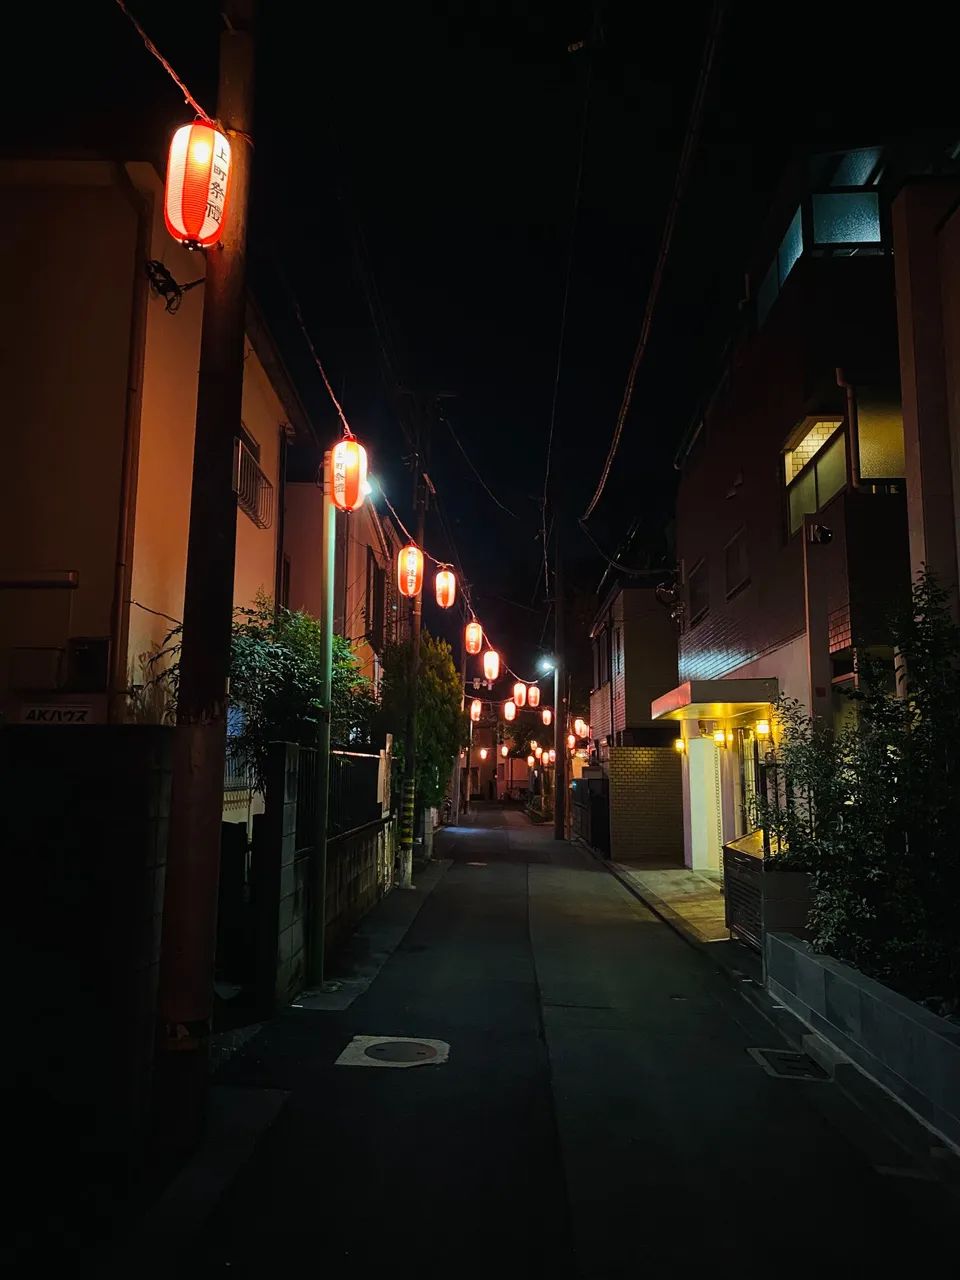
[{"left": 179, "top": 809, "right": 948, "bottom": 1274}]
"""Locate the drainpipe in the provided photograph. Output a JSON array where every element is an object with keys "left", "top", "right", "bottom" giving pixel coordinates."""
[
  {"left": 274, "top": 426, "right": 288, "bottom": 609},
  {"left": 109, "top": 166, "right": 151, "bottom": 724},
  {"left": 836, "top": 368, "right": 861, "bottom": 489}
]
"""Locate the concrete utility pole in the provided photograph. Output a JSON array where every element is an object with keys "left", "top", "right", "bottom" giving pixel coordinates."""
[
  {"left": 308, "top": 451, "right": 337, "bottom": 984},
  {"left": 398, "top": 428, "right": 426, "bottom": 888},
  {"left": 155, "top": 0, "right": 255, "bottom": 1149},
  {"left": 450, "top": 631, "right": 467, "bottom": 822},
  {"left": 553, "top": 512, "right": 567, "bottom": 841}
]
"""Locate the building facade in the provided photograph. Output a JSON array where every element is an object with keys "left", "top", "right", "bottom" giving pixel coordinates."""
[
  {"left": 587, "top": 577, "right": 683, "bottom": 862},
  {"left": 652, "top": 146, "right": 922, "bottom": 871}
]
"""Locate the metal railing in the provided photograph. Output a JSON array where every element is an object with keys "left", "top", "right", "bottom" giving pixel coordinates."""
[
  {"left": 329, "top": 750, "right": 382, "bottom": 837},
  {"left": 233, "top": 437, "right": 275, "bottom": 530}
]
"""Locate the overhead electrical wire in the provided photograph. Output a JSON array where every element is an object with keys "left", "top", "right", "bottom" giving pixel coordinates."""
[
  {"left": 581, "top": 0, "right": 727, "bottom": 520},
  {"left": 440, "top": 411, "right": 520, "bottom": 520},
  {"left": 114, "top": 0, "right": 212, "bottom": 120}
]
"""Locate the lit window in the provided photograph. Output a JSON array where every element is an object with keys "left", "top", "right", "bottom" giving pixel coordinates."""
[
  {"left": 813, "top": 192, "right": 881, "bottom": 245},
  {"left": 857, "top": 388, "right": 905, "bottom": 480},
  {"left": 756, "top": 206, "right": 803, "bottom": 326},
  {"left": 784, "top": 419, "right": 847, "bottom": 534},
  {"left": 831, "top": 147, "right": 882, "bottom": 187},
  {"left": 688, "top": 558, "right": 708, "bottom": 626}
]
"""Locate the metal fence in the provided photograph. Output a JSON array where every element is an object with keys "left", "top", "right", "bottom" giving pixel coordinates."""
[
  {"left": 295, "top": 745, "right": 318, "bottom": 852},
  {"left": 329, "top": 750, "right": 382, "bottom": 837}
]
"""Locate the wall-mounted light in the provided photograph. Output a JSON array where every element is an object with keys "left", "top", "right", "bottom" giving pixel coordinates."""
[
  {"left": 674, "top": 738, "right": 685, "bottom": 753},
  {"left": 501, "top": 744, "right": 509, "bottom": 757},
  {"left": 713, "top": 728, "right": 726, "bottom": 746},
  {"left": 756, "top": 718, "right": 771, "bottom": 738},
  {"left": 479, "top": 747, "right": 488, "bottom": 760}
]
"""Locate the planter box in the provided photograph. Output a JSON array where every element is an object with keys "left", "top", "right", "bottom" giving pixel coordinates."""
[
  {"left": 722, "top": 843, "right": 813, "bottom": 952},
  {"left": 766, "top": 931, "right": 960, "bottom": 1149}
]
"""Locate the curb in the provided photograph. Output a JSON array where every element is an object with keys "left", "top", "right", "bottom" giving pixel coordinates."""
[{"left": 586, "top": 841, "right": 960, "bottom": 1191}]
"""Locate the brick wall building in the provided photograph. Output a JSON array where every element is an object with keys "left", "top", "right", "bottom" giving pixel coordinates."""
[{"left": 650, "top": 144, "right": 932, "bottom": 871}]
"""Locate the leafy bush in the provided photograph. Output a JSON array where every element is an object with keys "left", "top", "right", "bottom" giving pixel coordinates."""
[
  {"left": 377, "top": 631, "right": 468, "bottom": 808},
  {"left": 756, "top": 571, "right": 960, "bottom": 1010},
  {"left": 144, "top": 593, "right": 376, "bottom": 791}
]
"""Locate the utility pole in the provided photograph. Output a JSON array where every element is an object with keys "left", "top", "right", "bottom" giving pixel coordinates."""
[
  {"left": 308, "top": 451, "right": 337, "bottom": 985},
  {"left": 398, "top": 416, "right": 426, "bottom": 888},
  {"left": 450, "top": 632, "right": 466, "bottom": 822},
  {"left": 155, "top": 0, "right": 255, "bottom": 1149},
  {"left": 553, "top": 512, "right": 567, "bottom": 841}
]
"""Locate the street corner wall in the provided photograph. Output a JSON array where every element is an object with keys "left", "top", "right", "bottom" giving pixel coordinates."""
[{"left": 608, "top": 746, "right": 683, "bottom": 863}]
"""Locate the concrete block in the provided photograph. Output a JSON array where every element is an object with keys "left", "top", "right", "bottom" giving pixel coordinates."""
[{"left": 823, "top": 968, "right": 862, "bottom": 1041}]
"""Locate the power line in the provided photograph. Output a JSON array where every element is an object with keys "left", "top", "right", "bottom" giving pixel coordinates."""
[
  {"left": 581, "top": 0, "right": 727, "bottom": 520},
  {"left": 440, "top": 412, "right": 519, "bottom": 520}
]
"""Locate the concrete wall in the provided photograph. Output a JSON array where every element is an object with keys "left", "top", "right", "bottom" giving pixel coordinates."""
[
  {"left": 608, "top": 746, "right": 683, "bottom": 864},
  {"left": 0, "top": 161, "right": 138, "bottom": 706}
]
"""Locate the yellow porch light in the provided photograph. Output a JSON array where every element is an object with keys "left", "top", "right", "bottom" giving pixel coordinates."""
[
  {"left": 674, "top": 738, "right": 685, "bottom": 753},
  {"left": 755, "top": 718, "right": 771, "bottom": 738}
]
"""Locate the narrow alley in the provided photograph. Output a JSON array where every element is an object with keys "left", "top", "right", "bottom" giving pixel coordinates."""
[{"left": 120, "top": 808, "right": 953, "bottom": 1273}]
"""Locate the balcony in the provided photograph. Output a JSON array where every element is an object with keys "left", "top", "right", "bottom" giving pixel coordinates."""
[{"left": 233, "top": 437, "right": 275, "bottom": 530}]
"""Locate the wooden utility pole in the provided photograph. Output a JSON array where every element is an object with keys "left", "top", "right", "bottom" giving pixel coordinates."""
[{"left": 155, "top": 0, "right": 255, "bottom": 1150}]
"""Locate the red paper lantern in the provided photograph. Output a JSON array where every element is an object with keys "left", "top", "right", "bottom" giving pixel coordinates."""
[
  {"left": 164, "top": 121, "right": 232, "bottom": 248},
  {"left": 501, "top": 745, "right": 509, "bottom": 757},
  {"left": 330, "top": 438, "right": 367, "bottom": 512},
  {"left": 513, "top": 682, "right": 527, "bottom": 708},
  {"left": 528, "top": 685, "right": 540, "bottom": 708},
  {"left": 479, "top": 747, "right": 488, "bottom": 760},
  {"left": 503, "top": 700, "right": 516, "bottom": 722},
  {"left": 541, "top": 708, "right": 552, "bottom": 726},
  {"left": 527, "top": 755, "right": 535, "bottom": 768},
  {"left": 397, "top": 544, "right": 424, "bottom": 598},
  {"left": 435, "top": 569, "right": 456, "bottom": 609},
  {"left": 548, "top": 748, "right": 557, "bottom": 763},
  {"left": 483, "top": 650, "right": 500, "bottom": 681},
  {"left": 465, "top": 621, "right": 483, "bottom": 655},
  {"left": 470, "top": 699, "right": 482, "bottom": 722}
]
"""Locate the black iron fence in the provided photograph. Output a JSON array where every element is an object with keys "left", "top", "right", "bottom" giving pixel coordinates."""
[{"left": 329, "top": 750, "right": 382, "bottom": 837}]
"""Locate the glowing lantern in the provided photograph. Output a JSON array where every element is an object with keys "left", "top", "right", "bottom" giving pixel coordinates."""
[
  {"left": 535, "top": 746, "right": 543, "bottom": 759},
  {"left": 567, "top": 734, "right": 576, "bottom": 749},
  {"left": 465, "top": 621, "right": 483, "bottom": 655},
  {"left": 164, "top": 121, "right": 232, "bottom": 248},
  {"left": 574, "top": 718, "right": 586, "bottom": 738},
  {"left": 330, "top": 438, "right": 367, "bottom": 512},
  {"left": 480, "top": 747, "right": 488, "bottom": 760},
  {"left": 483, "top": 650, "right": 500, "bottom": 681},
  {"left": 527, "top": 755, "right": 535, "bottom": 768},
  {"left": 713, "top": 728, "right": 726, "bottom": 746},
  {"left": 513, "top": 682, "right": 527, "bottom": 708},
  {"left": 674, "top": 738, "right": 685, "bottom": 753},
  {"left": 541, "top": 708, "right": 552, "bottom": 726},
  {"left": 435, "top": 568, "right": 456, "bottom": 609},
  {"left": 470, "top": 699, "right": 482, "bottom": 722},
  {"left": 756, "top": 719, "right": 771, "bottom": 737},
  {"left": 397, "top": 544, "right": 424, "bottom": 598},
  {"left": 528, "top": 685, "right": 540, "bottom": 708},
  {"left": 503, "top": 700, "right": 516, "bottom": 722},
  {"left": 501, "top": 745, "right": 509, "bottom": 757},
  {"left": 548, "top": 748, "right": 556, "bottom": 763},
  {"left": 530, "top": 740, "right": 538, "bottom": 750}
]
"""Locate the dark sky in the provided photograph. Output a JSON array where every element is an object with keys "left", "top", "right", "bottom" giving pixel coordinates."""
[{"left": 9, "top": 0, "right": 958, "bottom": 680}]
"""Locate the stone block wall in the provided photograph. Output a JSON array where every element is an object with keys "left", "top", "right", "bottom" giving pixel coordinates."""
[{"left": 608, "top": 746, "right": 683, "bottom": 863}]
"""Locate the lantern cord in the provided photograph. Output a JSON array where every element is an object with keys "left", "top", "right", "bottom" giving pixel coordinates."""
[
  {"left": 378, "top": 492, "right": 446, "bottom": 566},
  {"left": 581, "top": 0, "right": 726, "bottom": 520},
  {"left": 290, "top": 299, "right": 354, "bottom": 438},
  {"left": 113, "top": 0, "right": 213, "bottom": 122}
]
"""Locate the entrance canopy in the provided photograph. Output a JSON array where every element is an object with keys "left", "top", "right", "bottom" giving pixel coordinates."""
[{"left": 650, "top": 677, "right": 779, "bottom": 722}]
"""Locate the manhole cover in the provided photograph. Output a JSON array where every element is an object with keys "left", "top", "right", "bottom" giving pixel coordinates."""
[
  {"left": 748, "top": 1047, "right": 828, "bottom": 1081},
  {"left": 335, "top": 1035, "right": 451, "bottom": 1069},
  {"left": 364, "top": 1040, "right": 438, "bottom": 1063}
]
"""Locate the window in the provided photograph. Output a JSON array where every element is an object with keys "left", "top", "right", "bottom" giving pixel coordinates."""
[
  {"left": 724, "top": 529, "right": 749, "bottom": 598},
  {"left": 784, "top": 420, "right": 848, "bottom": 534},
  {"left": 757, "top": 206, "right": 803, "bottom": 326},
  {"left": 597, "top": 630, "right": 610, "bottom": 687},
  {"left": 812, "top": 191, "right": 881, "bottom": 245},
  {"left": 614, "top": 627, "right": 622, "bottom": 676},
  {"left": 239, "top": 421, "right": 261, "bottom": 462},
  {"left": 857, "top": 388, "right": 905, "bottom": 480},
  {"left": 688, "top": 559, "right": 708, "bottom": 626},
  {"left": 365, "top": 548, "right": 386, "bottom": 652}
]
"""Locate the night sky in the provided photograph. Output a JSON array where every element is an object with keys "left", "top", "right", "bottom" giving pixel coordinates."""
[{"left": 11, "top": 1, "right": 957, "bottom": 682}]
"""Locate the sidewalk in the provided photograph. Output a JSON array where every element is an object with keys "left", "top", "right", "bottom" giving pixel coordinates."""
[{"left": 613, "top": 863, "right": 728, "bottom": 942}]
